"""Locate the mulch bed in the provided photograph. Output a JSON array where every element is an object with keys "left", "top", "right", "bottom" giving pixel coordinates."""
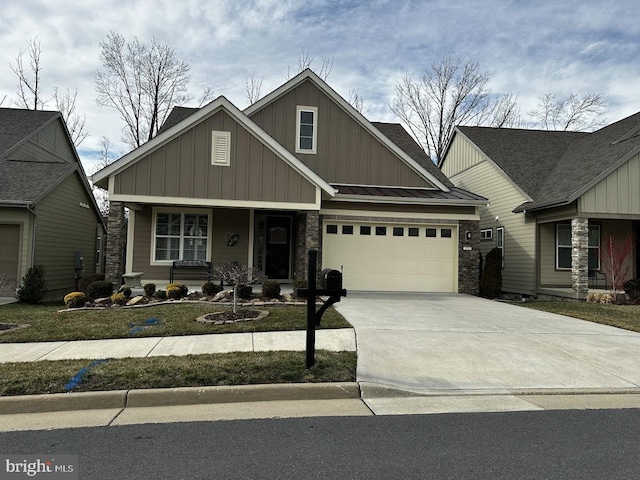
[{"left": 196, "top": 309, "right": 270, "bottom": 325}]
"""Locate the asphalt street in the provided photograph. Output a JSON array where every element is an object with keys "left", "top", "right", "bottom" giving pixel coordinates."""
[{"left": 1, "top": 409, "right": 639, "bottom": 479}]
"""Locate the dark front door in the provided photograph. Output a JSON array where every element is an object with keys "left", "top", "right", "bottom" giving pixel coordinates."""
[
  {"left": 265, "top": 216, "right": 292, "bottom": 280},
  {"left": 634, "top": 221, "right": 640, "bottom": 278}
]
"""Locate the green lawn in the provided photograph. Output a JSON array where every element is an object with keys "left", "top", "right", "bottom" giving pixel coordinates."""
[
  {"left": 0, "top": 351, "right": 357, "bottom": 396},
  {"left": 0, "top": 303, "right": 351, "bottom": 343},
  {"left": 517, "top": 301, "right": 640, "bottom": 333}
]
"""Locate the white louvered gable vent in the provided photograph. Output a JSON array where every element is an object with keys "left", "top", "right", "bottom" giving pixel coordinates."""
[{"left": 211, "top": 131, "right": 231, "bottom": 166}]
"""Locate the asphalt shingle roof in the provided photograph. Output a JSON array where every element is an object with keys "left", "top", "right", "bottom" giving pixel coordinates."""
[
  {"left": 0, "top": 108, "right": 74, "bottom": 205},
  {"left": 457, "top": 112, "right": 640, "bottom": 212}
]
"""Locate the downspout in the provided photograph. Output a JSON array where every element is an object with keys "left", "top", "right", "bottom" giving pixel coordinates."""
[{"left": 27, "top": 205, "right": 37, "bottom": 268}]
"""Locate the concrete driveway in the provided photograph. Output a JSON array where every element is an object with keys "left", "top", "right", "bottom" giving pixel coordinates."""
[{"left": 334, "top": 293, "right": 640, "bottom": 414}]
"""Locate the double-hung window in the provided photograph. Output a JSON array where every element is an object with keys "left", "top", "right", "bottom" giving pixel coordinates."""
[
  {"left": 296, "top": 106, "right": 317, "bottom": 154},
  {"left": 154, "top": 212, "right": 209, "bottom": 262},
  {"left": 556, "top": 223, "right": 600, "bottom": 270}
]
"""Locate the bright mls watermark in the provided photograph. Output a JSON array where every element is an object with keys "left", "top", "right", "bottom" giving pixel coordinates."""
[{"left": 1, "top": 455, "right": 77, "bottom": 479}]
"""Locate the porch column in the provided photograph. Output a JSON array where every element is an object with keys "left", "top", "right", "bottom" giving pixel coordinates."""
[
  {"left": 105, "top": 201, "right": 126, "bottom": 287},
  {"left": 571, "top": 217, "right": 589, "bottom": 295},
  {"left": 458, "top": 220, "right": 480, "bottom": 296},
  {"left": 294, "top": 211, "right": 320, "bottom": 282}
]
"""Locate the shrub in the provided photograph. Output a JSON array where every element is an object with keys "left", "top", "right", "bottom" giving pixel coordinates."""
[
  {"left": 110, "top": 292, "right": 128, "bottom": 306},
  {"left": 118, "top": 286, "right": 132, "bottom": 297},
  {"left": 623, "top": 279, "right": 640, "bottom": 303},
  {"left": 586, "top": 292, "right": 611, "bottom": 304},
  {"left": 143, "top": 283, "right": 156, "bottom": 297},
  {"left": 480, "top": 248, "right": 502, "bottom": 299},
  {"left": 155, "top": 290, "right": 167, "bottom": 300},
  {"left": 79, "top": 273, "right": 105, "bottom": 295},
  {"left": 63, "top": 292, "right": 87, "bottom": 308},
  {"left": 202, "top": 281, "right": 222, "bottom": 296},
  {"left": 261, "top": 279, "right": 281, "bottom": 299},
  {"left": 166, "top": 283, "right": 188, "bottom": 299},
  {"left": 292, "top": 278, "right": 308, "bottom": 298},
  {"left": 17, "top": 265, "right": 48, "bottom": 304},
  {"left": 87, "top": 280, "right": 114, "bottom": 300},
  {"left": 237, "top": 284, "right": 253, "bottom": 298}
]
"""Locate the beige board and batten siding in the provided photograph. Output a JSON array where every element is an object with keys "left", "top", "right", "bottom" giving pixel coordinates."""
[
  {"left": 249, "top": 79, "right": 434, "bottom": 188},
  {"left": 33, "top": 173, "right": 101, "bottom": 299},
  {"left": 113, "top": 110, "right": 317, "bottom": 205},
  {"left": 579, "top": 151, "right": 640, "bottom": 215},
  {"left": 444, "top": 136, "right": 535, "bottom": 295},
  {"left": 9, "top": 118, "right": 75, "bottom": 165},
  {"left": 131, "top": 206, "right": 250, "bottom": 283}
]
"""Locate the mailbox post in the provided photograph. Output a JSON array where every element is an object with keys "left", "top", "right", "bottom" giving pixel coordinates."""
[{"left": 298, "top": 250, "right": 347, "bottom": 368}]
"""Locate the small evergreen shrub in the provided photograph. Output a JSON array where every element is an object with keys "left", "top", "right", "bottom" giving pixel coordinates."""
[
  {"left": 292, "top": 278, "right": 308, "bottom": 298},
  {"left": 166, "top": 283, "right": 188, "bottom": 299},
  {"left": 17, "top": 265, "right": 48, "bottom": 304},
  {"left": 237, "top": 284, "right": 253, "bottom": 298},
  {"left": 480, "top": 248, "right": 502, "bottom": 299},
  {"left": 261, "top": 279, "right": 281, "bottom": 299},
  {"left": 87, "top": 280, "right": 114, "bottom": 300},
  {"left": 63, "top": 292, "right": 87, "bottom": 308},
  {"left": 110, "top": 292, "right": 128, "bottom": 306},
  {"left": 143, "top": 283, "right": 156, "bottom": 297},
  {"left": 155, "top": 290, "right": 167, "bottom": 300},
  {"left": 202, "top": 281, "right": 222, "bottom": 296},
  {"left": 623, "top": 278, "right": 640, "bottom": 303},
  {"left": 118, "top": 286, "right": 132, "bottom": 297},
  {"left": 79, "top": 273, "right": 105, "bottom": 295}
]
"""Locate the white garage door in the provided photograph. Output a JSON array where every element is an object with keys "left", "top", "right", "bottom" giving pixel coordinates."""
[{"left": 322, "top": 221, "right": 457, "bottom": 292}]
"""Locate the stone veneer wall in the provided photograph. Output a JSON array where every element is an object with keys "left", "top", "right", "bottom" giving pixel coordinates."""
[
  {"left": 458, "top": 219, "right": 480, "bottom": 295},
  {"left": 571, "top": 217, "right": 589, "bottom": 294},
  {"left": 105, "top": 201, "right": 126, "bottom": 286},
  {"left": 294, "top": 211, "right": 321, "bottom": 283}
]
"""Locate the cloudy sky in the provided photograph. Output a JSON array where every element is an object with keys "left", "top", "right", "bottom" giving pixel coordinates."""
[{"left": 1, "top": 0, "right": 639, "bottom": 173}]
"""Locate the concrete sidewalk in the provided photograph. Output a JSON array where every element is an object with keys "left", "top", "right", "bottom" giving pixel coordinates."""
[{"left": 0, "top": 328, "right": 356, "bottom": 363}]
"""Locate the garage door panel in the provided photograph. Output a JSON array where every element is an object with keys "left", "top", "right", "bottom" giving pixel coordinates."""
[{"left": 322, "top": 221, "right": 456, "bottom": 293}]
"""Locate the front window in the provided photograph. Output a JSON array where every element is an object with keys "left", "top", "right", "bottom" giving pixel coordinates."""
[
  {"left": 296, "top": 106, "right": 317, "bottom": 154},
  {"left": 556, "top": 223, "right": 600, "bottom": 270},
  {"left": 154, "top": 212, "right": 209, "bottom": 262}
]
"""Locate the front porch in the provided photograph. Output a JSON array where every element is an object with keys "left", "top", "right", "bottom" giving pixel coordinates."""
[{"left": 537, "top": 216, "right": 639, "bottom": 299}]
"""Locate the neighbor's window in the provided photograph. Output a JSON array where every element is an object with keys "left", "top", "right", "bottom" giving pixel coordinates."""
[
  {"left": 496, "top": 227, "right": 505, "bottom": 269},
  {"left": 480, "top": 228, "right": 493, "bottom": 240},
  {"left": 556, "top": 223, "right": 600, "bottom": 270},
  {"left": 154, "top": 212, "right": 208, "bottom": 262},
  {"left": 296, "top": 106, "right": 317, "bottom": 154}
]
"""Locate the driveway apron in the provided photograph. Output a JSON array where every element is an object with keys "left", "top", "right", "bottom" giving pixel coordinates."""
[{"left": 334, "top": 293, "right": 640, "bottom": 395}]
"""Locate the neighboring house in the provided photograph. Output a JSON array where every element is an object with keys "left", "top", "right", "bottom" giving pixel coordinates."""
[
  {"left": 0, "top": 108, "right": 106, "bottom": 300},
  {"left": 440, "top": 112, "right": 640, "bottom": 299},
  {"left": 92, "top": 69, "right": 486, "bottom": 294}
]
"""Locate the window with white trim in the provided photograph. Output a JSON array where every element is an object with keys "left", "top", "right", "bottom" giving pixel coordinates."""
[
  {"left": 556, "top": 223, "right": 600, "bottom": 270},
  {"left": 296, "top": 106, "right": 317, "bottom": 154},
  {"left": 211, "top": 131, "right": 231, "bottom": 166},
  {"left": 480, "top": 228, "right": 493, "bottom": 240},
  {"left": 154, "top": 212, "right": 209, "bottom": 262},
  {"left": 496, "top": 227, "right": 505, "bottom": 269}
]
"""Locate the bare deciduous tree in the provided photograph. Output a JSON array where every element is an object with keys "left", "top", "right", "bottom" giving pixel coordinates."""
[
  {"left": 348, "top": 89, "right": 366, "bottom": 114},
  {"left": 95, "top": 31, "right": 213, "bottom": 149},
  {"left": 245, "top": 70, "right": 263, "bottom": 104},
  {"left": 391, "top": 54, "right": 520, "bottom": 162},
  {"left": 90, "top": 136, "right": 116, "bottom": 216},
  {"left": 212, "top": 261, "right": 266, "bottom": 313},
  {"left": 599, "top": 233, "right": 634, "bottom": 302},
  {"left": 529, "top": 92, "right": 606, "bottom": 131},
  {"left": 286, "top": 48, "right": 333, "bottom": 80},
  {"left": 9, "top": 37, "right": 88, "bottom": 145}
]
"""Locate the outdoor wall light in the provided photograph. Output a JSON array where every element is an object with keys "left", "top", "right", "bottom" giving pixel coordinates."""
[{"left": 465, "top": 230, "right": 472, "bottom": 240}]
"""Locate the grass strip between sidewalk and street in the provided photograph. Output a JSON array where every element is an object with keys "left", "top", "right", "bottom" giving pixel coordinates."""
[
  {"left": 0, "top": 303, "right": 350, "bottom": 343},
  {"left": 0, "top": 351, "right": 357, "bottom": 396},
  {"left": 516, "top": 301, "right": 640, "bottom": 333}
]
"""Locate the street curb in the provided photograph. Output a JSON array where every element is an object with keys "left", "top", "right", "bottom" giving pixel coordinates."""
[{"left": 0, "top": 383, "right": 361, "bottom": 414}]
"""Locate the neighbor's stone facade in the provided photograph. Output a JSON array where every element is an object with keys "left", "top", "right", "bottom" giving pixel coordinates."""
[
  {"left": 458, "top": 219, "right": 481, "bottom": 295},
  {"left": 294, "top": 211, "right": 321, "bottom": 283},
  {"left": 105, "top": 201, "right": 126, "bottom": 286},
  {"left": 571, "top": 217, "right": 589, "bottom": 295}
]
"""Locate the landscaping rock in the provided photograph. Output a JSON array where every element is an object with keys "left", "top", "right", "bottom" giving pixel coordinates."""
[
  {"left": 213, "top": 290, "right": 232, "bottom": 302},
  {"left": 126, "top": 295, "right": 146, "bottom": 306}
]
